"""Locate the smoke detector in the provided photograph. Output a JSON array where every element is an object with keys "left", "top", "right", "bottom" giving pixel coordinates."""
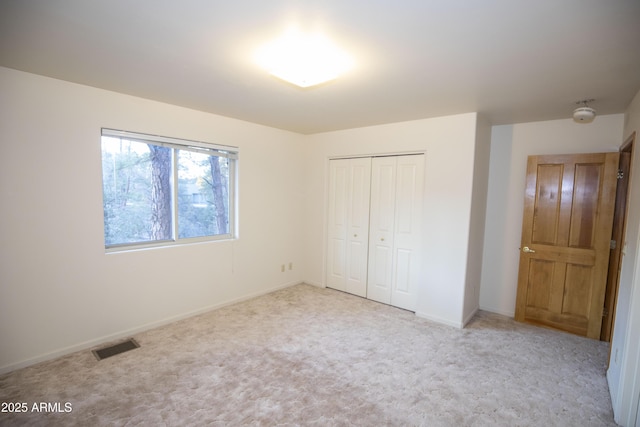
[{"left": 573, "top": 99, "right": 596, "bottom": 123}]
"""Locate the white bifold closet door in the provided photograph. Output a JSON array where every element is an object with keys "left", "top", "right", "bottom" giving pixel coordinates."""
[
  {"left": 326, "top": 157, "right": 372, "bottom": 297},
  {"left": 367, "top": 155, "right": 424, "bottom": 311},
  {"left": 326, "top": 154, "right": 424, "bottom": 311}
]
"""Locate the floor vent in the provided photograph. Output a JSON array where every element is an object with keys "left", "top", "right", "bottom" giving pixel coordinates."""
[{"left": 92, "top": 338, "right": 140, "bottom": 361}]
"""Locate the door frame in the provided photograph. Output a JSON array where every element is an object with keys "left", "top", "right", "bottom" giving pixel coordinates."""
[{"left": 602, "top": 132, "right": 635, "bottom": 350}]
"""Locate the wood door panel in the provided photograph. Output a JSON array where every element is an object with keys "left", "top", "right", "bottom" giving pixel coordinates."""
[
  {"left": 525, "top": 259, "right": 554, "bottom": 309},
  {"left": 569, "top": 163, "right": 601, "bottom": 248},
  {"left": 549, "top": 262, "right": 568, "bottom": 313},
  {"left": 527, "top": 246, "right": 595, "bottom": 265},
  {"left": 515, "top": 152, "right": 618, "bottom": 339},
  {"left": 532, "top": 164, "right": 563, "bottom": 245},
  {"left": 562, "top": 264, "right": 593, "bottom": 317},
  {"left": 524, "top": 306, "right": 588, "bottom": 336}
]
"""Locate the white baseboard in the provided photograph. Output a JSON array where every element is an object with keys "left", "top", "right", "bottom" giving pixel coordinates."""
[
  {"left": 479, "top": 305, "right": 515, "bottom": 318},
  {"left": 303, "top": 280, "right": 324, "bottom": 288},
  {"left": 462, "top": 307, "right": 479, "bottom": 327},
  {"left": 415, "top": 311, "right": 463, "bottom": 329},
  {"left": 0, "top": 281, "right": 302, "bottom": 376},
  {"left": 607, "top": 368, "right": 618, "bottom": 417}
]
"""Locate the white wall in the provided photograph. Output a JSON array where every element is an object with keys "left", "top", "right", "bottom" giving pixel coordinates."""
[
  {"left": 462, "top": 115, "right": 492, "bottom": 324},
  {"left": 304, "top": 113, "right": 481, "bottom": 327},
  {"left": 0, "top": 67, "right": 305, "bottom": 373},
  {"left": 609, "top": 88, "right": 640, "bottom": 426},
  {"left": 479, "top": 115, "right": 624, "bottom": 317}
]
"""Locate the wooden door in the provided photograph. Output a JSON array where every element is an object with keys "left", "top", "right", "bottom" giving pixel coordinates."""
[
  {"left": 515, "top": 152, "right": 619, "bottom": 339},
  {"left": 367, "top": 154, "right": 424, "bottom": 311},
  {"left": 326, "top": 158, "right": 371, "bottom": 297}
]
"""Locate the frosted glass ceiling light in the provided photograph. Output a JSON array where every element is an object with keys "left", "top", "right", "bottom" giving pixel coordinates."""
[
  {"left": 255, "top": 28, "right": 353, "bottom": 88},
  {"left": 573, "top": 99, "right": 596, "bottom": 123}
]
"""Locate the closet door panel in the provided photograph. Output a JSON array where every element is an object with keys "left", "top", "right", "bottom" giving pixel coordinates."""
[
  {"left": 327, "top": 158, "right": 371, "bottom": 297},
  {"left": 367, "top": 157, "right": 397, "bottom": 304},
  {"left": 327, "top": 239, "right": 346, "bottom": 288},
  {"left": 395, "top": 249, "right": 412, "bottom": 293},
  {"left": 346, "top": 239, "right": 367, "bottom": 293},
  {"left": 395, "top": 160, "right": 420, "bottom": 233},
  {"left": 345, "top": 158, "right": 372, "bottom": 297},
  {"left": 326, "top": 161, "right": 349, "bottom": 291},
  {"left": 391, "top": 155, "right": 424, "bottom": 311}
]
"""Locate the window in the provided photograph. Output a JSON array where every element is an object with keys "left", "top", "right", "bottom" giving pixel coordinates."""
[{"left": 100, "top": 129, "right": 237, "bottom": 250}]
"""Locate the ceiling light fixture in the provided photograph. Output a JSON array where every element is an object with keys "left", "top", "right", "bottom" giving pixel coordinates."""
[
  {"left": 573, "top": 99, "right": 596, "bottom": 123},
  {"left": 254, "top": 28, "right": 353, "bottom": 88}
]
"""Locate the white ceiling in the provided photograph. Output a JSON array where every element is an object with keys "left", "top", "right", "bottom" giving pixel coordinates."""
[{"left": 1, "top": 1, "right": 639, "bottom": 134}]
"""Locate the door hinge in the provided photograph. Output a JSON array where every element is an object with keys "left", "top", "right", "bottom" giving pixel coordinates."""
[
  {"left": 610, "top": 240, "right": 617, "bottom": 250},
  {"left": 617, "top": 169, "right": 624, "bottom": 179},
  {"left": 603, "top": 307, "right": 609, "bottom": 318}
]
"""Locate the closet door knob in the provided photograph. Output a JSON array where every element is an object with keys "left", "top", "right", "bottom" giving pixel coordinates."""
[{"left": 381, "top": 238, "right": 385, "bottom": 241}]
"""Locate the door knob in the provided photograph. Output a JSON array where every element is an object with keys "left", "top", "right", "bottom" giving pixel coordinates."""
[{"left": 522, "top": 246, "right": 536, "bottom": 253}]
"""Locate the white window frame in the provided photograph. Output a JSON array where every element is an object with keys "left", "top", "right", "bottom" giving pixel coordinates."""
[{"left": 101, "top": 128, "right": 238, "bottom": 252}]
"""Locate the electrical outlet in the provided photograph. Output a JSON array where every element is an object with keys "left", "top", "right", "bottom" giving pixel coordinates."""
[
  {"left": 281, "top": 264, "right": 285, "bottom": 272},
  {"left": 614, "top": 348, "right": 619, "bottom": 364},
  {"left": 289, "top": 262, "right": 293, "bottom": 270}
]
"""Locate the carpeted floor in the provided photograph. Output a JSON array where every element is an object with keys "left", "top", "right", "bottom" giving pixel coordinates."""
[{"left": 0, "top": 284, "right": 615, "bottom": 426}]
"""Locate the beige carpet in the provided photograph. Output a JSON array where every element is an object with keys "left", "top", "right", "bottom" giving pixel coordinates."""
[{"left": 0, "top": 284, "right": 615, "bottom": 426}]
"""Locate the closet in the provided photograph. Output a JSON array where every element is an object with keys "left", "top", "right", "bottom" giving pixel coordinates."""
[{"left": 326, "top": 154, "right": 424, "bottom": 311}]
